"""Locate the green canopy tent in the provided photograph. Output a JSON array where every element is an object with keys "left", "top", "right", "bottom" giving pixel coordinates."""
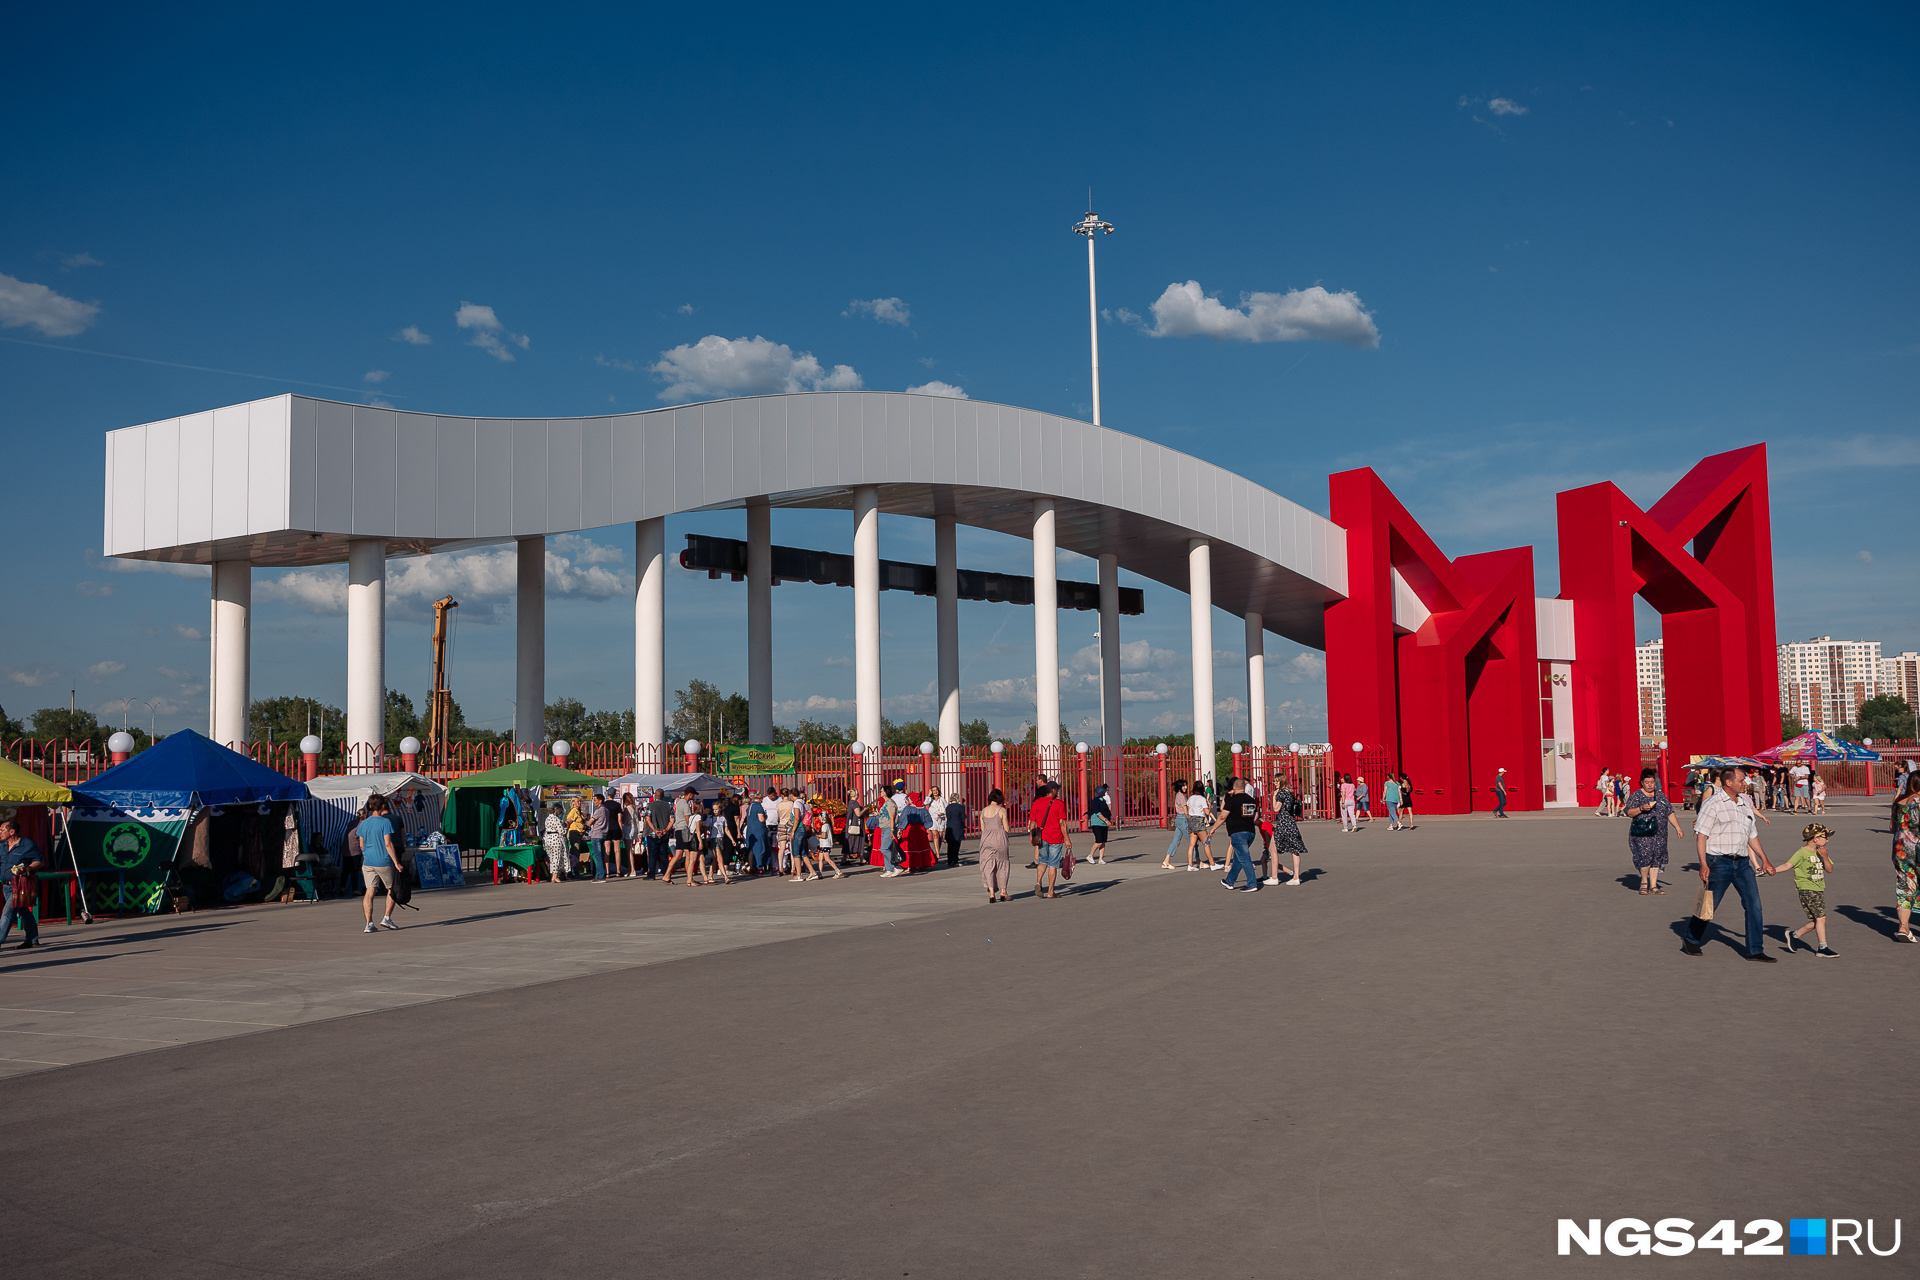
[{"left": 440, "top": 759, "right": 602, "bottom": 853}]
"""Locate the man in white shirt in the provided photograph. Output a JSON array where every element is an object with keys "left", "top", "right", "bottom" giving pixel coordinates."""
[{"left": 1683, "top": 766, "right": 1778, "bottom": 960}]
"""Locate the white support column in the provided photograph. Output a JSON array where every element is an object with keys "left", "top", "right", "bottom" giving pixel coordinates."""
[
  {"left": 346, "top": 540, "right": 386, "bottom": 771},
  {"left": 1032, "top": 498, "right": 1060, "bottom": 774},
  {"left": 209, "top": 560, "right": 251, "bottom": 747},
  {"left": 634, "top": 517, "right": 666, "bottom": 769},
  {"left": 515, "top": 535, "right": 545, "bottom": 746},
  {"left": 1099, "top": 551, "right": 1122, "bottom": 794},
  {"left": 853, "top": 487, "right": 883, "bottom": 789},
  {"left": 1188, "top": 539, "right": 1215, "bottom": 788},
  {"left": 1246, "top": 612, "right": 1268, "bottom": 776},
  {"left": 746, "top": 500, "right": 773, "bottom": 743},
  {"left": 935, "top": 513, "right": 960, "bottom": 783}
]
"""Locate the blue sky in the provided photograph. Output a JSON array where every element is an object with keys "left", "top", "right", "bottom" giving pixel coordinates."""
[{"left": 3, "top": 3, "right": 1915, "bottom": 741}]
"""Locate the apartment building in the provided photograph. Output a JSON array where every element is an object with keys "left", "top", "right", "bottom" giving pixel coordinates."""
[
  {"left": 1635, "top": 638, "right": 1666, "bottom": 739},
  {"left": 1881, "top": 651, "right": 1920, "bottom": 710},
  {"left": 1778, "top": 636, "right": 1881, "bottom": 731}
]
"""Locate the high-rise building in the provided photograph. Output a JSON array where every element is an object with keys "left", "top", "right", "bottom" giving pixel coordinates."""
[
  {"left": 1635, "top": 638, "right": 1665, "bottom": 738},
  {"left": 1778, "top": 637, "right": 1880, "bottom": 731},
  {"left": 1881, "top": 651, "right": 1920, "bottom": 710}
]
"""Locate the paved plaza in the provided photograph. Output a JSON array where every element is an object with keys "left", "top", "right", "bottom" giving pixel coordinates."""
[{"left": 10, "top": 801, "right": 1916, "bottom": 1277}]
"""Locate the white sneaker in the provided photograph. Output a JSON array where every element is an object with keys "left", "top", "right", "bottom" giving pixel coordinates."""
[
  {"left": 379, "top": 917, "right": 400, "bottom": 930},
  {"left": 1286, "top": 877, "right": 1303, "bottom": 886},
  {"left": 363, "top": 923, "right": 377, "bottom": 933},
  {"left": 1262, "top": 877, "right": 1280, "bottom": 885}
]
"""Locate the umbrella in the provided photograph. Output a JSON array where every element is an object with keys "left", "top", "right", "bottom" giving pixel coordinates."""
[
  {"left": 1753, "top": 732, "right": 1881, "bottom": 764},
  {"left": 1684, "top": 755, "right": 1765, "bottom": 770}
]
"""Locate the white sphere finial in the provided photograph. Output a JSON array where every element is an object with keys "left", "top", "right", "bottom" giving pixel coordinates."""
[
  {"left": 990, "top": 740, "right": 1005, "bottom": 754},
  {"left": 1351, "top": 741, "right": 1364, "bottom": 753},
  {"left": 919, "top": 741, "right": 934, "bottom": 755},
  {"left": 850, "top": 741, "right": 866, "bottom": 756},
  {"left": 551, "top": 740, "right": 571, "bottom": 757},
  {"left": 1075, "top": 741, "right": 1088, "bottom": 754},
  {"left": 108, "top": 731, "right": 136, "bottom": 754},
  {"left": 398, "top": 736, "right": 422, "bottom": 756},
  {"left": 300, "top": 735, "right": 323, "bottom": 755},
  {"left": 1230, "top": 742, "right": 1243, "bottom": 755},
  {"left": 684, "top": 739, "right": 701, "bottom": 754},
  {"left": 1154, "top": 743, "right": 1167, "bottom": 755},
  {"left": 1288, "top": 742, "right": 1300, "bottom": 754},
  {"left": 1864, "top": 737, "right": 1874, "bottom": 746}
]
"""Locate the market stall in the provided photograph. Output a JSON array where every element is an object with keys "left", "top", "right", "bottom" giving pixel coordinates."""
[
  {"left": 0, "top": 758, "right": 78, "bottom": 929},
  {"left": 70, "top": 730, "right": 308, "bottom": 912},
  {"left": 440, "top": 758, "right": 602, "bottom": 861},
  {"left": 302, "top": 772, "right": 458, "bottom": 888},
  {"left": 604, "top": 772, "right": 734, "bottom": 803}
]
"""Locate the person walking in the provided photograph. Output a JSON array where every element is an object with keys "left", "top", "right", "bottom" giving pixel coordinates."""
[
  {"left": 642, "top": 789, "right": 672, "bottom": 879},
  {"left": 1780, "top": 822, "right": 1838, "bottom": 956},
  {"left": 1594, "top": 768, "right": 1614, "bottom": 817},
  {"left": 542, "top": 804, "right": 569, "bottom": 882},
  {"left": 1338, "top": 773, "right": 1358, "bottom": 833},
  {"left": 878, "top": 785, "right": 908, "bottom": 878},
  {"left": 585, "top": 791, "right": 611, "bottom": 883},
  {"left": 1262, "top": 779, "right": 1307, "bottom": 886},
  {"left": 943, "top": 790, "right": 966, "bottom": 868},
  {"left": 1383, "top": 774, "right": 1403, "bottom": 831},
  {"left": 1682, "top": 766, "right": 1778, "bottom": 960},
  {"left": 1087, "top": 783, "right": 1112, "bottom": 863},
  {"left": 0, "top": 816, "right": 46, "bottom": 950},
  {"left": 1208, "top": 777, "right": 1263, "bottom": 893},
  {"left": 1354, "top": 775, "right": 1372, "bottom": 824},
  {"left": 1624, "top": 767, "right": 1682, "bottom": 894},
  {"left": 1029, "top": 782, "right": 1072, "bottom": 899},
  {"left": 1811, "top": 771, "right": 1827, "bottom": 816},
  {"left": 1892, "top": 773, "right": 1920, "bottom": 943},
  {"left": 1161, "top": 779, "right": 1190, "bottom": 870},
  {"left": 1398, "top": 773, "right": 1415, "bottom": 822},
  {"left": 355, "top": 794, "right": 405, "bottom": 931},
  {"left": 1493, "top": 768, "right": 1509, "bottom": 818},
  {"left": 1188, "top": 783, "right": 1218, "bottom": 867},
  {"left": 842, "top": 795, "right": 866, "bottom": 866},
  {"left": 978, "top": 788, "right": 1012, "bottom": 902}
]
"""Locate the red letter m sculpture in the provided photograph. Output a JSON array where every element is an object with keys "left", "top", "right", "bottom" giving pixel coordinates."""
[{"left": 1556, "top": 445, "right": 1779, "bottom": 805}]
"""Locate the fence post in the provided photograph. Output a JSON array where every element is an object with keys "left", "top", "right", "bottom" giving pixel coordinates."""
[
  {"left": 990, "top": 740, "right": 1004, "bottom": 796},
  {"left": 1076, "top": 741, "right": 1089, "bottom": 830},
  {"left": 1156, "top": 743, "right": 1169, "bottom": 827},
  {"left": 918, "top": 741, "right": 933, "bottom": 796}
]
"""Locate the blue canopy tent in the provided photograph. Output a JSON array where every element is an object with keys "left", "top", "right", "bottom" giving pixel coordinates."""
[{"left": 69, "top": 730, "right": 309, "bottom": 912}]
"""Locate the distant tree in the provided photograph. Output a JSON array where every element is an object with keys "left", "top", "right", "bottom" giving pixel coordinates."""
[
  {"left": 1019, "top": 721, "right": 1075, "bottom": 746},
  {"left": 960, "top": 718, "right": 993, "bottom": 747},
  {"left": 1127, "top": 732, "right": 1194, "bottom": 747},
  {"left": 782, "top": 718, "right": 850, "bottom": 744},
  {"left": 28, "top": 706, "right": 104, "bottom": 745},
  {"left": 250, "top": 696, "right": 345, "bottom": 754},
  {"left": 0, "top": 704, "right": 22, "bottom": 738},
  {"left": 1854, "top": 694, "right": 1916, "bottom": 745},
  {"left": 385, "top": 690, "right": 421, "bottom": 750},
  {"left": 544, "top": 697, "right": 589, "bottom": 743},
  {"left": 885, "top": 718, "right": 938, "bottom": 747},
  {"left": 1780, "top": 713, "right": 1806, "bottom": 739},
  {"left": 668, "top": 680, "right": 750, "bottom": 745},
  {"left": 444, "top": 697, "right": 510, "bottom": 744}
]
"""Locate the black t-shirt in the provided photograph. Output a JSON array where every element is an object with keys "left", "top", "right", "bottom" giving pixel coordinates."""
[
  {"left": 646, "top": 798, "right": 673, "bottom": 832},
  {"left": 1222, "top": 791, "right": 1259, "bottom": 833}
]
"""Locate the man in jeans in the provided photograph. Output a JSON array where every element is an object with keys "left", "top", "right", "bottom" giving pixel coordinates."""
[
  {"left": 0, "top": 817, "right": 45, "bottom": 949},
  {"left": 1684, "top": 766, "right": 1778, "bottom": 960},
  {"left": 643, "top": 789, "right": 674, "bottom": 879},
  {"left": 1208, "top": 777, "right": 1263, "bottom": 892}
]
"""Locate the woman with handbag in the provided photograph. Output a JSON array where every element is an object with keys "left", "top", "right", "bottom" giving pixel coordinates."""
[
  {"left": 1029, "top": 782, "right": 1072, "bottom": 899},
  {"left": 1161, "top": 779, "right": 1191, "bottom": 870},
  {"left": 1262, "top": 781, "right": 1308, "bottom": 886},
  {"left": 1625, "top": 767, "right": 1682, "bottom": 895}
]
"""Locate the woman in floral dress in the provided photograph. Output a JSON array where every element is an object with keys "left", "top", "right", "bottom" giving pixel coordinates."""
[
  {"left": 1891, "top": 773, "right": 1920, "bottom": 943},
  {"left": 1624, "top": 768, "right": 1682, "bottom": 895},
  {"left": 1264, "top": 782, "right": 1308, "bottom": 886}
]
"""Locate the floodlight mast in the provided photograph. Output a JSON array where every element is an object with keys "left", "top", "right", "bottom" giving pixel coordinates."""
[{"left": 1072, "top": 209, "right": 1115, "bottom": 426}]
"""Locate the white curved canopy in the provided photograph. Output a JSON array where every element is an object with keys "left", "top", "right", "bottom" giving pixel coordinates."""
[{"left": 104, "top": 391, "right": 1348, "bottom": 646}]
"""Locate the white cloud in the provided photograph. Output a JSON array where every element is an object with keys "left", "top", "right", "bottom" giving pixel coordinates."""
[
  {"left": 8, "top": 669, "right": 56, "bottom": 687},
  {"left": 677, "top": 303, "right": 694, "bottom": 315},
  {"left": 1146, "top": 280, "right": 1380, "bottom": 348},
  {"left": 824, "top": 656, "right": 852, "bottom": 667},
  {"left": 87, "top": 660, "right": 126, "bottom": 680},
  {"left": 254, "top": 538, "right": 632, "bottom": 618},
  {"left": 62, "top": 252, "right": 104, "bottom": 268},
  {"left": 75, "top": 581, "right": 113, "bottom": 597},
  {"left": 651, "top": 334, "right": 861, "bottom": 402},
  {"left": 1487, "top": 97, "right": 1528, "bottom": 116},
  {"left": 394, "top": 325, "right": 432, "bottom": 345},
  {"left": 773, "top": 694, "right": 856, "bottom": 719},
  {"left": 156, "top": 667, "right": 193, "bottom": 680},
  {"left": 906, "top": 380, "right": 967, "bottom": 399},
  {"left": 175, "top": 624, "right": 205, "bottom": 640},
  {"left": 917, "top": 356, "right": 937, "bottom": 368},
  {"left": 455, "top": 303, "right": 530, "bottom": 362},
  {"left": 363, "top": 369, "right": 390, "bottom": 383},
  {"left": 845, "top": 297, "right": 911, "bottom": 326},
  {"left": 594, "top": 354, "right": 639, "bottom": 371},
  {"left": 0, "top": 272, "right": 99, "bottom": 337},
  {"left": 1858, "top": 550, "right": 1874, "bottom": 563},
  {"left": 1273, "top": 652, "right": 1326, "bottom": 683}
]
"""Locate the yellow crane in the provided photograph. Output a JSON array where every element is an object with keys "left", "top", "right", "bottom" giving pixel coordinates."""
[{"left": 427, "top": 595, "right": 459, "bottom": 766}]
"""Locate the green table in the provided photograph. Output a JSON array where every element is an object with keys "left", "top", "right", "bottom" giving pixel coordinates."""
[{"left": 485, "top": 845, "right": 541, "bottom": 885}]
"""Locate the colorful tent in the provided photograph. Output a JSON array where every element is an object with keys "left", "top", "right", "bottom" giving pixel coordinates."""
[
  {"left": 1684, "top": 755, "right": 1765, "bottom": 770},
  {"left": 0, "top": 758, "right": 72, "bottom": 804},
  {"left": 70, "top": 729, "right": 309, "bottom": 809},
  {"left": 442, "top": 759, "right": 602, "bottom": 791},
  {"left": 1753, "top": 732, "right": 1882, "bottom": 764},
  {"left": 440, "top": 758, "right": 601, "bottom": 852}
]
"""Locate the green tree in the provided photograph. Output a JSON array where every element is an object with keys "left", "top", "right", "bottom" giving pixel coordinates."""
[
  {"left": 250, "top": 696, "right": 345, "bottom": 754},
  {"left": 667, "top": 680, "right": 749, "bottom": 745},
  {"left": 385, "top": 690, "right": 420, "bottom": 750},
  {"left": 1020, "top": 721, "right": 1076, "bottom": 746},
  {"left": 1780, "top": 713, "right": 1806, "bottom": 739},
  {"left": 780, "top": 717, "right": 850, "bottom": 744},
  {"left": 546, "top": 698, "right": 634, "bottom": 743},
  {"left": 444, "top": 697, "right": 510, "bottom": 744},
  {"left": 885, "top": 718, "right": 937, "bottom": 747},
  {"left": 1853, "top": 694, "right": 1915, "bottom": 745},
  {"left": 29, "top": 706, "right": 104, "bottom": 745},
  {"left": 0, "top": 704, "right": 22, "bottom": 738},
  {"left": 960, "top": 718, "right": 992, "bottom": 746}
]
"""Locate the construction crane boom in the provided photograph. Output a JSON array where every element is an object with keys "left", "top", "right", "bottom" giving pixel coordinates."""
[{"left": 427, "top": 595, "right": 459, "bottom": 767}]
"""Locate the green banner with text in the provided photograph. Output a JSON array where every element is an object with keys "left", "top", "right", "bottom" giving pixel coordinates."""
[{"left": 721, "top": 744, "right": 795, "bottom": 775}]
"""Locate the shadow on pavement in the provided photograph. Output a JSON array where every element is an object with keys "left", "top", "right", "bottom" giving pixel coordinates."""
[
  {"left": 2, "top": 949, "right": 158, "bottom": 973},
  {"left": 1835, "top": 904, "right": 1901, "bottom": 940}
]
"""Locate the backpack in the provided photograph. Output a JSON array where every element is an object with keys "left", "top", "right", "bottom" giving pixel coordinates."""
[
  {"left": 387, "top": 859, "right": 419, "bottom": 909},
  {"left": 1287, "top": 792, "right": 1304, "bottom": 820}
]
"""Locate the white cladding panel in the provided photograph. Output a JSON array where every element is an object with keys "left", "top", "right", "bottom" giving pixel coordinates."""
[{"left": 1536, "top": 597, "right": 1577, "bottom": 661}]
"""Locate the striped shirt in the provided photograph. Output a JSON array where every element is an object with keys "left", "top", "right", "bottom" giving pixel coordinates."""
[{"left": 1694, "top": 790, "right": 1755, "bottom": 858}]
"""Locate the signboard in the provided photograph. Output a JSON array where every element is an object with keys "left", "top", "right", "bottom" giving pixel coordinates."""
[
  {"left": 721, "top": 744, "right": 794, "bottom": 774},
  {"left": 69, "top": 804, "right": 190, "bottom": 914}
]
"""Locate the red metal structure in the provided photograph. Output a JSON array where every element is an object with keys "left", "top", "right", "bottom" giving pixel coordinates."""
[
  {"left": 1325, "top": 468, "right": 1542, "bottom": 815},
  {"left": 1556, "top": 445, "right": 1779, "bottom": 804}
]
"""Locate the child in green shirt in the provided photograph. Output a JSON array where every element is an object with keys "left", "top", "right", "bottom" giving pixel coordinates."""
[{"left": 1777, "top": 822, "right": 1837, "bottom": 957}]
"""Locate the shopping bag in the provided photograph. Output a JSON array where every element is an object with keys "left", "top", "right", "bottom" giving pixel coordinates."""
[{"left": 1692, "top": 883, "right": 1714, "bottom": 922}]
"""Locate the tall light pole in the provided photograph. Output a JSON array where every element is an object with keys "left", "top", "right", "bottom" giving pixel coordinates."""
[{"left": 1072, "top": 206, "right": 1115, "bottom": 426}]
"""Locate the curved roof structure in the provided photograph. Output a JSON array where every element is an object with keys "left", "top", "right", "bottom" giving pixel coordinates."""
[{"left": 103, "top": 391, "right": 1348, "bottom": 646}]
